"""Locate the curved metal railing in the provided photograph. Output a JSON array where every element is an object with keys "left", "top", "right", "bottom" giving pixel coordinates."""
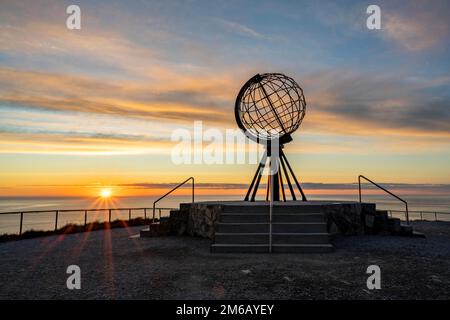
[
  {"left": 152, "top": 177, "right": 195, "bottom": 222},
  {"left": 358, "top": 175, "right": 409, "bottom": 224}
]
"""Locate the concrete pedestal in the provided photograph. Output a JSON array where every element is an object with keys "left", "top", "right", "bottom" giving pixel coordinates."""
[{"left": 169, "top": 200, "right": 376, "bottom": 253}]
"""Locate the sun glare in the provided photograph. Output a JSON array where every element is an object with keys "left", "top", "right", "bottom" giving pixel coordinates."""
[{"left": 100, "top": 188, "right": 112, "bottom": 198}]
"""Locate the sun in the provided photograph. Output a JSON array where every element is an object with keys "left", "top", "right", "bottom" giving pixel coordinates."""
[{"left": 100, "top": 188, "right": 112, "bottom": 198}]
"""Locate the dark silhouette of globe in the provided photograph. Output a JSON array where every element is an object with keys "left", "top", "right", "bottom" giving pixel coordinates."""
[{"left": 235, "top": 73, "right": 306, "bottom": 143}]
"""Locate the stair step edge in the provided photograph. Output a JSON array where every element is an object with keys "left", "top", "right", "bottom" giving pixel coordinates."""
[
  {"left": 221, "top": 213, "right": 325, "bottom": 215},
  {"left": 211, "top": 243, "right": 333, "bottom": 247},
  {"left": 217, "top": 222, "right": 327, "bottom": 225},
  {"left": 215, "top": 232, "right": 330, "bottom": 236},
  {"left": 211, "top": 244, "right": 268, "bottom": 247}
]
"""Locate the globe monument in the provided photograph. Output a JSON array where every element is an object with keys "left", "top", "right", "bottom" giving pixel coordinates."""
[
  {"left": 143, "top": 73, "right": 383, "bottom": 253},
  {"left": 235, "top": 73, "right": 307, "bottom": 202}
]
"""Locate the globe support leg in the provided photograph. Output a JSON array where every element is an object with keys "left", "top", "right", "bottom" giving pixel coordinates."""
[
  {"left": 280, "top": 149, "right": 307, "bottom": 201},
  {"left": 279, "top": 163, "right": 286, "bottom": 201},
  {"left": 280, "top": 154, "right": 296, "bottom": 200},
  {"left": 244, "top": 147, "right": 307, "bottom": 202},
  {"left": 245, "top": 149, "right": 267, "bottom": 201}
]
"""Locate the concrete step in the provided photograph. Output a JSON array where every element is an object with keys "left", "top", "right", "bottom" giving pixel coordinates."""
[
  {"left": 273, "top": 244, "right": 334, "bottom": 253},
  {"left": 216, "top": 222, "right": 327, "bottom": 233},
  {"left": 400, "top": 223, "right": 413, "bottom": 236},
  {"left": 211, "top": 244, "right": 268, "bottom": 253},
  {"left": 215, "top": 233, "right": 268, "bottom": 244},
  {"left": 222, "top": 205, "right": 322, "bottom": 214},
  {"left": 376, "top": 210, "right": 389, "bottom": 220},
  {"left": 211, "top": 243, "right": 334, "bottom": 253},
  {"left": 140, "top": 222, "right": 170, "bottom": 237},
  {"left": 214, "top": 233, "right": 330, "bottom": 245},
  {"left": 273, "top": 233, "right": 329, "bottom": 244},
  {"left": 220, "top": 213, "right": 325, "bottom": 223},
  {"left": 411, "top": 231, "right": 426, "bottom": 238}
]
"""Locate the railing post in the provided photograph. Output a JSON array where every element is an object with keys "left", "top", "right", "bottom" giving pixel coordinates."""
[
  {"left": 405, "top": 204, "right": 409, "bottom": 224},
  {"left": 129, "top": 209, "right": 131, "bottom": 221},
  {"left": 420, "top": 211, "right": 423, "bottom": 220},
  {"left": 84, "top": 210, "right": 87, "bottom": 227},
  {"left": 55, "top": 210, "right": 59, "bottom": 231},
  {"left": 152, "top": 204, "right": 155, "bottom": 223},
  {"left": 19, "top": 212, "right": 23, "bottom": 235},
  {"left": 435, "top": 212, "right": 437, "bottom": 221},
  {"left": 109, "top": 209, "right": 112, "bottom": 223},
  {"left": 159, "top": 208, "right": 162, "bottom": 220},
  {"left": 144, "top": 208, "right": 147, "bottom": 221},
  {"left": 358, "top": 176, "right": 362, "bottom": 203}
]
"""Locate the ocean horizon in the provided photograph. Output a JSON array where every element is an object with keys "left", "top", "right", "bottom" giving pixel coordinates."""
[{"left": 1, "top": 193, "right": 449, "bottom": 235}]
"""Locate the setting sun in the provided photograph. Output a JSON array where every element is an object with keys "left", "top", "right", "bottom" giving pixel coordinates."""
[{"left": 100, "top": 188, "right": 112, "bottom": 198}]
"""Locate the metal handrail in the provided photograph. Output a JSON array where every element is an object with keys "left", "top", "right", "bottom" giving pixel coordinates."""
[
  {"left": 388, "top": 209, "right": 450, "bottom": 221},
  {"left": 0, "top": 207, "right": 176, "bottom": 235},
  {"left": 388, "top": 209, "right": 450, "bottom": 215},
  {"left": 0, "top": 207, "right": 173, "bottom": 215},
  {"left": 152, "top": 177, "right": 194, "bottom": 223},
  {"left": 358, "top": 175, "right": 409, "bottom": 224}
]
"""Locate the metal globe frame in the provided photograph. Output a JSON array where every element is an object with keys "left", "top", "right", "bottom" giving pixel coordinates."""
[{"left": 235, "top": 73, "right": 307, "bottom": 202}]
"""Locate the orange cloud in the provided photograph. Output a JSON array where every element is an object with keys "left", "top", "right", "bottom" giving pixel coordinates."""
[{"left": 2, "top": 66, "right": 450, "bottom": 155}]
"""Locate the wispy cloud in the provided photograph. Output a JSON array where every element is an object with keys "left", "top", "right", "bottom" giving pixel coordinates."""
[
  {"left": 0, "top": 67, "right": 234, "bottom": 123},
  {"left": 0, "top": 131, "right": 172, "bottom": 155},
  {"left": 383, "top": 2, "right": 450, "bottom": 51},
  {"left": 213, "top": 17, "right": 267, "bottom": 39},
  {"left": 1, "top": 66, "right": 450, "bottom": 154},
  {"left": 302, "top": 70, "right": 450, "bottom": 138}
]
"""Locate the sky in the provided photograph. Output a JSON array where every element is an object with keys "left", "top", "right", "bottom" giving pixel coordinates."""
[{"left": 0, "top": 0, "right": 450, "bottom": 197}]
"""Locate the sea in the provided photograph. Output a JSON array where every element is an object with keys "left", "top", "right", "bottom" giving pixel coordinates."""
[{"left": 1, "top": 194, "right": 449, "bottom": 235}]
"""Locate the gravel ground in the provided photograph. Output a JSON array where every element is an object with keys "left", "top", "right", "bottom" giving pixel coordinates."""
[{"left": 0, "top": 221, "right": 449, "bottom": 300}]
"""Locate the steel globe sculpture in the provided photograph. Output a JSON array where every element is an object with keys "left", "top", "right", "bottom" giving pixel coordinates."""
[
  {"left": 235, "top": 73, "right": 306, "bottom": 144},
  {"left": 235, "top": 73, "right": 307, "bottom": 202}
]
